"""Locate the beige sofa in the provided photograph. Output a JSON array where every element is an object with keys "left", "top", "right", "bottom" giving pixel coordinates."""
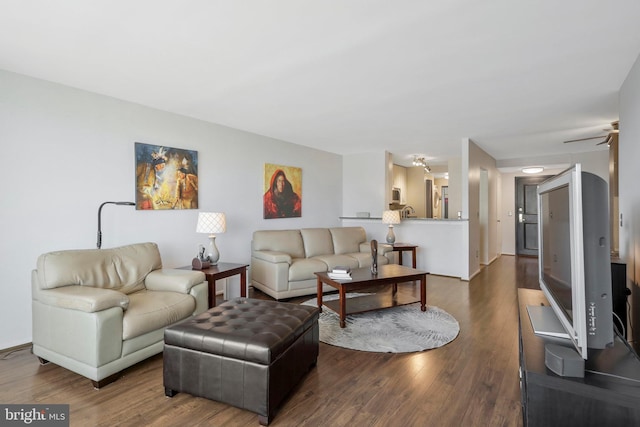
[
  {"left": 31, "top": 242, "right": 208, "bottom": 388},
  {"left": 251, "top": 227, "right": 392, "bottom": 300}
]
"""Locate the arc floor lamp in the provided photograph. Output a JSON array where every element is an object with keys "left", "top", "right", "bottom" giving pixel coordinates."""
[{"left": 97, "top": 201, "right": 135, "bottom": 249}]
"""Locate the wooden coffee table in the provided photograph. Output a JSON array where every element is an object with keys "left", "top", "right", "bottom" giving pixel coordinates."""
[{"left": 315, "top": 264, "right": 428, "bottom": 328}]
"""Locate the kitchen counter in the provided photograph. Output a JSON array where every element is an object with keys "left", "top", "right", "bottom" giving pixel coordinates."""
[{"left": 339, "top": 216, "right": 470, "bottom": 279}]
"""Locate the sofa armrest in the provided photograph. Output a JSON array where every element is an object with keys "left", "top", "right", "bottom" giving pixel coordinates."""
[
  {"left": 144, "top": 269, "right": 206, "bottom": 294},
  {"left": 35, "top": 285, "right": 129, "bottom": 313},
  {"left": 378, "top": 243, "right": 393, "bottom": 254},
  {"left": 252, "top": 250, "right": 292, "bottom": 264},
  {"left": 359, "top": 242, "right": 393, "bottom": 255}
]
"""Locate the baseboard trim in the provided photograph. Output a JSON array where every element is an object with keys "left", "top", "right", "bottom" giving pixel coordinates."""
[
  {"left": 1, "top": 342, "right": 32, "bottom": 357},
  {"left": 468, "top": 269, "right": 481, "bottom": 281}
]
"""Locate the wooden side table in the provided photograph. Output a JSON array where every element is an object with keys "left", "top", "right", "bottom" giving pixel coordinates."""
[
  {"left": 391, "top": 243, "right": 418, "bottom": 268},
  {"left": 180, "top": 262, "right": 248, "bottom": 308}
]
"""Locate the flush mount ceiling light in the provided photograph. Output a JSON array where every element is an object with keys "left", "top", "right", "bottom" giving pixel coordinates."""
[{"left": 522, "top": 167, "right": 544, "bottom": 174}]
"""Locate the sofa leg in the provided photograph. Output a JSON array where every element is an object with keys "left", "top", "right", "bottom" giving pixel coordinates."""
[
  {"left": 91, "top": 373, "right": 121, "bottom": 389},
  {"left": 165, "top": 387, "right": 179, "bottom": 397},
  {"left": 258, "top": 414, "right": 270, "bottom": 426},
  {"left": 37, "top": 357, "right": 49, "bottom": 365}
]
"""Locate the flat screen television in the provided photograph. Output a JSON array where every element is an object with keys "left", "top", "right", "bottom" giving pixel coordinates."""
[{"left": 534, "top": 163, "right": 614, "bottom": 360}]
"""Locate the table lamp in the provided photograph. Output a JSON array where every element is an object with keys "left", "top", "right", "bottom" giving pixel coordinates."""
[
  {"left": 382, "top": 210, "right": 401, "bottom": 244},
  {"left": 196, "top": 212, "right": 226, "bottom": 265}
]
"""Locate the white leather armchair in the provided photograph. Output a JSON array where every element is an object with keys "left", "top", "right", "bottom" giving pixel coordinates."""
[{"left": 31, "top": 242, "right": 208, "bottom": 388}]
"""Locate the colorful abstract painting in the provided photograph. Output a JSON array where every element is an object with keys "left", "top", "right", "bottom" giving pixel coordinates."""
[
  {"left": 263, "top": 163, "right": 302, "bottom": 219},
  {"left": 135, "top": 142, "right": 198, "bottom": 210}
]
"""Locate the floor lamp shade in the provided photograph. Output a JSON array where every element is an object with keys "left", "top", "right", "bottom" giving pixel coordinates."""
[
  {"left": 196, "top": 212, "right": 226, "bottom": 265},
  {"left": 382, "top": 210, "right": 401, "bottom": 244}
]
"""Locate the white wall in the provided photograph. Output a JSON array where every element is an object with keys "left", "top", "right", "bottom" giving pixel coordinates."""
[
  {"left": 574, "top": 150, "right": 610, "bottom": 182},
  {"left": 619, "top": 52, "right": 640, "bottom": 345},
  {"left": 447, "top": 157, "right": 462, "bottom": 219},
  {"left": 342, "top": 152, "right": 388, "bottom": 217},
  {"left": 0, "top": 70, "right": 343, "bottom": 349},
  {"left": 406, "top": 167, "right": 426, "bottom": 217},
  {"left": 340, "top": 218, "right": 467, "bottom": 277},
  {"left": 466, "top": 139, "right": 499, "bottom": 279}
]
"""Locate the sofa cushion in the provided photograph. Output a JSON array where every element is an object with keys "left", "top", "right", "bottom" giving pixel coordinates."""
[
  {"left": 311, "top": 254, "right": 359, "bottom": 271},
  {"left": 122, "top": 289, "right": 195, "bottom": 340},
  {"left": 252, "top": 250, "right": 292, "bottom": 264},
  {"left": 300, "top": 228, "right": 334, "bottom": 258},
  {"left": 288, "top": 258, "right": 328, "bottom": 281},
  {"left": 252, "top": 230, "right": 305, "bottom": 259},
  {"left": 330, "top": 227, "right": 367, "bottom": 254},
  {"left": 36, "top": 242, "right": 162, "bottom": 295}
]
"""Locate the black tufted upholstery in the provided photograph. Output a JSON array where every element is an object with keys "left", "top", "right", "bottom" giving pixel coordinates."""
[
  {"left": 163, "top": 298, "right": 319, "bottom": 425},
  {"left": 164, "top": 298, "right": 319, "bottom": 365}
]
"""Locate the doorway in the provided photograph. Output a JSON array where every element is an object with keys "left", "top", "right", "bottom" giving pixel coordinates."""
[{"left": 515, "top": 176, "right": 551, "bottom": 256}]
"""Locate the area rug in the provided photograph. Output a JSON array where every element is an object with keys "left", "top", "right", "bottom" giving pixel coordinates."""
[{"left": 302, "top": 293, "right": 460, "bottom": 353}]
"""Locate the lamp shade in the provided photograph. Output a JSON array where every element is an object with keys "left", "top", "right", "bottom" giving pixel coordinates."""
[
  {"left": 196, "top": 212, "right": 226, "bottom": 234},
  {"left": 382, "top": 210, "right": 401, "bottom": 225}
]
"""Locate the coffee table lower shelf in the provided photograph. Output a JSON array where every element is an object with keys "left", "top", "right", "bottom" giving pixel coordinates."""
[{"left": 322, "top": 292, "right": 419, "bottom": 317}]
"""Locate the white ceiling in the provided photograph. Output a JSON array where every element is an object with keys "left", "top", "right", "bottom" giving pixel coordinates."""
[{"left": 2, "top": 1, "right": 640, "bottom": 167}]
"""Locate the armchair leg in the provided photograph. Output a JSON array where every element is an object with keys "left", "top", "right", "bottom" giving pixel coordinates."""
[
  {"left": 165, "top": 387, "right": 179, "bottom": 397},
  {"left": 258, "top": 414, "right": 271, "bottom": 426},
  {"left": 91, "top": 373, "right": 121, "bottom": 389},
  {"left": 37, "top": 357, "right": 49, "bottom": 365}
]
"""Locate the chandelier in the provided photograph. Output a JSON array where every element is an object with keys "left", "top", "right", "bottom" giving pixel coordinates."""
[{"left": 412, "top": 156, "right": 431, "bottom": 173}]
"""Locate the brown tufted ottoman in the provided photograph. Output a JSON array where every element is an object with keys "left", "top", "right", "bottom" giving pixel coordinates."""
[{"left": 163, "top": 298, "right": 319, "bottom": 425}]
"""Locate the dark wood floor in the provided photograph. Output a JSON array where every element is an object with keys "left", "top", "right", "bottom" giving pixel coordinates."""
[{"left": 0, "top": 255, "right": 538, "bottom": 426}]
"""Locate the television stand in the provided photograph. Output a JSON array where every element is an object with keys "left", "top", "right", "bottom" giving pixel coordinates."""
[{"left": 518, "top": 289, "right": 640, "bottom": 426}]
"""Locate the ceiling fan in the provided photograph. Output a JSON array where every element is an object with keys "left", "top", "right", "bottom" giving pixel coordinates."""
[{"left": 563, "top": 121, "right": 619, "bottom": 145}]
